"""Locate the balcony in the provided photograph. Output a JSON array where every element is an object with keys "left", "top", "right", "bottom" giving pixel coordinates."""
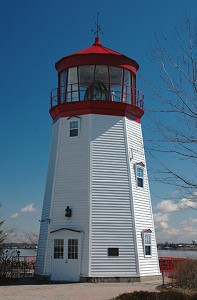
[{"left": 50, "top": 82, "right": 144, "bottom": 110}]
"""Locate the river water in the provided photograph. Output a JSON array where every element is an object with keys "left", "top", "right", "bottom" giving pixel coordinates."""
[
  {"left": 4, "top": 248, "right": 197, "bottom": 259},
  {"left": 158, "top": 249, "right": 197, "bottom": 259},
  {"left": 3, "top": 248, "right": 37, "bottom": 258}
]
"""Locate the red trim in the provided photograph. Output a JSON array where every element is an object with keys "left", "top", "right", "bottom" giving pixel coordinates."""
[
  {"left": 56, "top": 55, "right": 137, "bottom": 74},
  {"left": 50, "top": 101, "right": 143, "bottom": 123},
  {"left": 55, "top": 40, "right": 139, "bottom": 74}
]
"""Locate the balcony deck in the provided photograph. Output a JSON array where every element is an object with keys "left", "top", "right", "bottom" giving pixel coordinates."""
[{"left": 49, "top": 82, "right": 144, "bottom": 122}]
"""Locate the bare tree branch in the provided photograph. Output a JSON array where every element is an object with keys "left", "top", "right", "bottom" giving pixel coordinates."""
[{"left": 143, "top": 16, "right": 197, "bottom": 206}]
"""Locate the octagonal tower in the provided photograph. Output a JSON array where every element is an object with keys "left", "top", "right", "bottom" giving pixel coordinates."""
[{"left": 35, "top": 38, "right": 160, "bottom": 282}]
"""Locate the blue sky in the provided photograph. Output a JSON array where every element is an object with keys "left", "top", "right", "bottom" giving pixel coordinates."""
[{"left": 0, "top": 0, "right": 196, "bottom": 243}]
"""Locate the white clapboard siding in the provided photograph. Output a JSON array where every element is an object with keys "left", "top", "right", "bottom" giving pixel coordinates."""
[
  {"left": 125, "top": 118, "right": 160, "bottom": 276},
  {"left": 90, "top": 115, "right": 137, "bottom": 277},
  {"left": 48, "top": 116, "right": 90, "bottom": 276},
  {"left": 36, "top": 113, "right": 160, "bottom": 280},
  {"left": 36, "top": 116, "right": 91, "bottom": 277},
  {"left": 35, "top": 121, "right": 60, "bottom": 275}
]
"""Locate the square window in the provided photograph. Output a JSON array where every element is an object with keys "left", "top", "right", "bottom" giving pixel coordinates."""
[
  {"left": 69, "top": 120, "right": 79, "bottom": 137},
  {"left": 108, "top": 248, "right": 119, "bottom": 256}
]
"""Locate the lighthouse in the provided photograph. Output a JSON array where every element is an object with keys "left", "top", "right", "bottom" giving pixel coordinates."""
[{"left": 35, "top": 36, "right": 161, "bottom": 282}]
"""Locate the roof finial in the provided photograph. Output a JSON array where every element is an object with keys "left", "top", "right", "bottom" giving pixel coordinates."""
[{"left": 92, "top": 12, "right": 103, "bottom": 42}]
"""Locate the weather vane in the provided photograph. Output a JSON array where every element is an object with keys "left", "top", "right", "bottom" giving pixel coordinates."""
[{"left": 92, "top": 12, "right": 103, "bottom": 38}]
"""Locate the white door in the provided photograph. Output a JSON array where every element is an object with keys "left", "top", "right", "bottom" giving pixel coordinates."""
[{"left": 51, "top": 235, "right": 80, "bottom": 282}]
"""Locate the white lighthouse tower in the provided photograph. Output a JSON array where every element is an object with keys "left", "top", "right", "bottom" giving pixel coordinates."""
[{"left": 35, "top": 36, "right": 161, "bottom": 282}]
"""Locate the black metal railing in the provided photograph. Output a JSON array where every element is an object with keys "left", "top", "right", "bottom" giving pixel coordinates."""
[
  {"left": 50, "top": 82, "right": 144, "bottom": 110},
  {"left": 0, "top": 255, "right": 36, "bottom": 279}
]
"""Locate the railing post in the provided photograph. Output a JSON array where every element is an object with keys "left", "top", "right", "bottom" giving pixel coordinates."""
[
  {"left": 24, "top": 257, "right": 26, "bottom": 277},
  {"left": 162, "top": 270, "right": 164, "bottom": 285},
  {"left": 11, "top": 257, "right": 13, "bottom": 278}
]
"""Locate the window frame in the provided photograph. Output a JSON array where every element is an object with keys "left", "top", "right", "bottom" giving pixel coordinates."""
[
  {"left": 108, "top": 248, "right": 119, "bottom": 257},
  {"left": 68, "top": 119, "right": 80, "bottom": 138},
  {"left": 54, "top": 239, "right": 64, "bottom": 259},
  {"left": 135, "top": 163, "right": 145, "bottom": 188},
  {"left": 142, "top": 230, "right": 152, "bottom": 257},
  {"left": 68, "top": 239, "right": 78, "bottom": 259}
]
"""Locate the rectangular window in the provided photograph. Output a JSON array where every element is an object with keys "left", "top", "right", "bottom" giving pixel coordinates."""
[
  {"left": 69, "top": 120, "right": 79, "bottom": 137},
  {"left": 54, "top": 239, "right": 64, "bottom": 259},
  {"left": 108, "top": 248, "right": 119, "bottom": 256},
  {"left": 68, "top": 239, "right": 78, "bottom": 259},
  {"left": 136, "top": 166, "right": 144, "bottom": 187},
  {"left": 143, "top": 232, "right": 152, "bottom": 257}
]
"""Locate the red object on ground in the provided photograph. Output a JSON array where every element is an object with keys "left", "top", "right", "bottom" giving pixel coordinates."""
[{"left": 159, "top": 256, "right": 187, "bottom": 285}]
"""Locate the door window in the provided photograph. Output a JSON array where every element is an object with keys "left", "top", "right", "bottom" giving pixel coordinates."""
[
  {"left": 68, "top": 239, "right": 78, "bottom": 259},
  {"left": 54, "top": 239, "right": 64, "bottom": 259}
]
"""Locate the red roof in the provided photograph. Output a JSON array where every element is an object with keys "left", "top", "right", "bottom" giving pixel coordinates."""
[
  {"left": 74, "top": 37, "right": 123, "bottom": 55},
  {"left": 55, "top": 38, "right": 139, "bottom": 74}
]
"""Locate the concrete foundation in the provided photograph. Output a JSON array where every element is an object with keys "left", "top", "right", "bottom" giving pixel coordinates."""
[{"left": 80, "top": 275, "right": 161, "bottom": 283}]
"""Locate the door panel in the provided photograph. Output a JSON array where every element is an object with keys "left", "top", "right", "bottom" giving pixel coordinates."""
[{"left": 51, "top": 235, "right": 80, "bottom": 282}]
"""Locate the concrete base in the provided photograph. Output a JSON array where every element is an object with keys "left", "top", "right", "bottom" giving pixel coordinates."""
[
  {"left": 34, "top": 274, "right": 50, "bottom": 282},
  {"left": 80, "top": 275, "right": 161, "bottom": 283},
  {"left": 139, "top": 275, "right": 162, "bottom": 282},
  {"left": 35, "top": 274, "right": 162, "bottom": 283}
]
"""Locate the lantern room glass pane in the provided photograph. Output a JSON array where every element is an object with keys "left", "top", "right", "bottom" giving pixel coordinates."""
[
  {"left": 123, "top": 69, "right": 131, "bottom": 104},
  {"left": 60, "top": 71, "right": 67, "bottom": 103},
  {"left": 58, "top": 66, "right": 136, "bottom": 104},
  {"left": 78, "top": 65, "right": 95, "bottom": 101},
  {"left": 79, "top": 65, "right": 95, "bottom": 83},
  {"left": 109, "top": 66, "right": 123, "bottom": 102},
  {"left": 82, "top": 65, "right": 110, "bottom": 101},
  {"left": 131, "top": 73, "right": 136, "bottom": 105},
  {"left": 67, "top": 67, "right": 79, "bottom": 102},
  {"left": 94, "top": 65, "right": 109, "bottom": 84},
  {"left": 94, "top": 65, "right": 109, "bottom": 100}
]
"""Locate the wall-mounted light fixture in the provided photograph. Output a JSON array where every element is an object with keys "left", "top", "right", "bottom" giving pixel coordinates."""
[{"left": 65, "top": 206, "right": 72, "bottom": 218}]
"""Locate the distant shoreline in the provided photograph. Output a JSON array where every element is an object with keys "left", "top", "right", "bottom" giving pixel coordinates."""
[{"left": 159, "top": 248, "right": 197, "bottom": 251}]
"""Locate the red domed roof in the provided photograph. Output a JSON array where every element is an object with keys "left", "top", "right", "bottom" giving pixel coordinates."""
[
  {"left": 74, "top": 37, "right": 125, "bottom": 55},
  {"left": 55, "top": 38, "right": 139, "bottom": 74}
]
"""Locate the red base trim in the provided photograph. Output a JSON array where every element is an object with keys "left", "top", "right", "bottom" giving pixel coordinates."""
[{"left": 50, "top": 101, "right": 144, "bottom": 123}]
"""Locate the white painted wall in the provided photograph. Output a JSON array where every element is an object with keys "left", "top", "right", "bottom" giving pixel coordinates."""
[
  {"left": 36, "top": 113, "right": 160, "bottom": 279},
  {"left": 48, "top": 116, "right": 91, "bottom": 276},
  {"left": 125, "top": 118, "right": 160, "bottom": 276},
  {"left": 90, "top": 115, "right": 137, "bottom": 277},
  {"left": 36, "top": 116, "right": 91, "bottom": 277},
  {"left": 35, "top": 121, "right": 60, "bottom": 276}
]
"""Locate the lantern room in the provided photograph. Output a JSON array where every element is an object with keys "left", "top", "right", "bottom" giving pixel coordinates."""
[{"left": 50, "top": 38, "right": 144, "bottom": 121}]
